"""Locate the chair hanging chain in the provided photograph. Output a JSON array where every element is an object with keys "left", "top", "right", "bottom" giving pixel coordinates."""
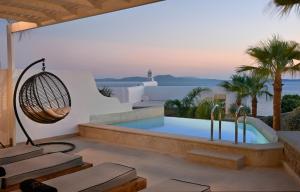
[{"left": 42, "top": 61, "right": 46, "bottom": 72}]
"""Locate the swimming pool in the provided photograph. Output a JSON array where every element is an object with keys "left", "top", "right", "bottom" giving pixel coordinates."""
[{"left": 113, "top": 117, "right": 269, "bottom": 144}]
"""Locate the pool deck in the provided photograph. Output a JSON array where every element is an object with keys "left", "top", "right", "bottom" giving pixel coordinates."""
[{"left": 47, "top": 136, "right": 300, "bottom": 191}]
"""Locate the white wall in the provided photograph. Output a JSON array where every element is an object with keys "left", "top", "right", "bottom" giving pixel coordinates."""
[
  {"left": 15, "top": 69, "right": 132, "bottom": 143},
  {"left": 144, "top": 86, "right": 273, "bottom": 116},
  {"left": 128, "top": 86, "right": 145, "bottom": 104},
  {"left": 110, "top": 87, "right": 129, "bottom": 103},
  {"left": 102, "top": 84, "right": 274, "bottom": 116}
]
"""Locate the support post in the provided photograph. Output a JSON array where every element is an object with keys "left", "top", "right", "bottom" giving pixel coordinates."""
[
  {"left": 6, "top": 24, "right": 16, "bottom": 146},
  {"left": 218, "top": 109, "right": 222, "bottom": 140}
]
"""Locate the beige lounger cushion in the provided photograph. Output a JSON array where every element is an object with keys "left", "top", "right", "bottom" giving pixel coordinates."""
[
  {"left": 0, "top": 145, "right": 43, "bottom": 165},
  {"left": 141, "top": 179, "right": 210, "bottom": 192},
  {"left": 0, "top": 152, "right": 82, "bottom": 188},
  {"left": 44, "top": 162, "right": 137, "bottom": 192}
]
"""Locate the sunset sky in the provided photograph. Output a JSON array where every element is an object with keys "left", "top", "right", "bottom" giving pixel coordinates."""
[{"left": 1, "top": 0, "right": 300, "bottom": 79}]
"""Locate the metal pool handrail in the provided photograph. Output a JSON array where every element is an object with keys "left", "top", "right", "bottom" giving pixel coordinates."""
[
  {"left": 210, "top": 104, "right": 223, "bottom": 141},
  {"left": 235, "top": 105, "right": 247, "bottom": 144}
]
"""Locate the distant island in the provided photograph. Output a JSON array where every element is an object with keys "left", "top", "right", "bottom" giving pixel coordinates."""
[
  {"left": 96, "top": 74, "right": 300, "bottom": 87},
  {"left": 97, "top": 75, "right": 225, "bottom": 86}
]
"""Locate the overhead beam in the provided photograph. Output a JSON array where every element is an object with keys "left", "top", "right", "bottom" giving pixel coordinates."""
[
  {"left": 0, "top": 5, "right": 49, "bottom": 22},
  {"left": 23, "top": 0, "right": 77, "bottom": 17},
  {"left": 10, "top": 22, "right": 38, "bottom": 33},
  {"left": 1, "top": 1, "right": 66, "bottom": 22},
  {"left": 41, "top": 0, "right": 95, "bottom": 16},
  {"left": 86, "top": 0, "right": 106, "bottom": 8},
  {"left": 8, "top": 0, "right": 163, "bottom": 33}
]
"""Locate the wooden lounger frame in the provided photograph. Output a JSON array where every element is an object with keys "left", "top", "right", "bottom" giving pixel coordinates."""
[
  {"left": 9, "top": 176, "right": 146, "bottom": 192},
  {"left": 3, "top": 162, "right": 93, "bottom": 192},
  {"left": 6, "top": 165, "right": 147, "bottom": 192},
  {"left": 108, "top": 177, "right": 147, "bottom": 192}
]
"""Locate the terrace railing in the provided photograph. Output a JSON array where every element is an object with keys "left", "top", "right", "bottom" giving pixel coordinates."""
[
  {"left": 235, "top": 105, "right": 247, "bottom": 144},
  {"left": 210, "top": 104, "right": 223, "bottom": 141}
]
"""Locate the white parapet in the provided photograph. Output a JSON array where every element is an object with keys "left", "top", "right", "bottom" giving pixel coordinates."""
[{"left": 15, "top": 69, "right": 132, "bottom": 143}]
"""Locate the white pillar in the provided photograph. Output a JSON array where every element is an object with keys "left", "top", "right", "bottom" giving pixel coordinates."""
[{"left": 6, "top": 24, "right": 16, "bottom": 146}]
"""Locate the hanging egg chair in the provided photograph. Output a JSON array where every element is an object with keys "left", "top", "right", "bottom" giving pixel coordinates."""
[
  {"left": 13, "top": 58, "right": 75, "bottom": 153},
  {"left": 19, "top": 71, "right": 71, "bottom": 124}
]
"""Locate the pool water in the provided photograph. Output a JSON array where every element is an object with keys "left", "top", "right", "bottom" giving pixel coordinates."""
[{"left": 113, "top": 117, "right": 269, "bottom": 144}]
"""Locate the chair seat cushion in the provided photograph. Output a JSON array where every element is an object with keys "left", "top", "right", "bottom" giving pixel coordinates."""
[
  {"left": 0, "top": 145, "right": 43, "bottom": 165},
  {"left": 0, "top": 152, "right": 82, "bottom": 188},
  {"left": 141, "top": 179, "right": 210, "bottom": 192},
  {"left": 44, "top": 162, "right": 137, "bottom": 192}
]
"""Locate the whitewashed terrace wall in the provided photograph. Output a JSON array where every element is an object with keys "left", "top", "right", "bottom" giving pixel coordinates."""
[
  {"left": 15, "top": 69, "right": 132, "bottom": 143},
  {"left": 143, "top": 86, "right": 273, "bottom": 116},
  {"left": 110, "top": 86, "right": 145, "bottom": 104}
]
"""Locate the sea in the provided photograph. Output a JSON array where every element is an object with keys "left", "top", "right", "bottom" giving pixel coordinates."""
[
  {"left": 157, "top": 79, "right": 300, "bottom": 95},
  {"left": 96, "top": 78, "right": 300, "bottom": 116}
]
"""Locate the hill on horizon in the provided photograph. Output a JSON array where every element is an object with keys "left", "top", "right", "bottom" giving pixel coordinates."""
[{"left": 96, "top": 74, "right": 224, "bottom": 86}]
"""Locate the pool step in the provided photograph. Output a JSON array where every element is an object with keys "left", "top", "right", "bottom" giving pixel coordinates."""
[{"left": 187, "top": 149, "right": 245, "bottom": 169}]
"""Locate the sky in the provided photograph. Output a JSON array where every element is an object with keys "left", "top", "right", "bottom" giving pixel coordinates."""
[{"left": 0, "top": 0, "right": 300, "bottom": 79}]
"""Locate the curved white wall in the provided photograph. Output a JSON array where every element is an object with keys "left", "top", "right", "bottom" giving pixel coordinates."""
[{"left": 15, "top": 69, "right": 132, "bottom": 143}]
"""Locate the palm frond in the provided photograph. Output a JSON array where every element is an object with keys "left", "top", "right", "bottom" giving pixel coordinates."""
[
  {"left": 182, "top": 87, "right": 210, "bottom": 107},
  {"left": 272, "top": 0, "right": 300, "bottom": 16}
]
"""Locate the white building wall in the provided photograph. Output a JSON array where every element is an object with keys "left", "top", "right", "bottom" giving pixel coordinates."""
[
  {"left": 98, "top": 83, "right": 274, "bottom": 116},
  {"left": 110, "top": 87, "right": 129, "bottom": 103},
  {"left": 143, "top": 86, "right": 273, "bottom": 116},
  {"left": 127, "top": 86, "right": 145, "bottom": 104},
  {"left": 15, "top": 70, "right": 132, "bottom": 143}
]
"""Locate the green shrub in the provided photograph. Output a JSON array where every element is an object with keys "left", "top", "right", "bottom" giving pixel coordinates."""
[
  {"left": 195, "top": 99, "right": 225, "bottom": 120},
  {"left": 229, "top": 103, "right": 250, "bottom": 117},
  {"left": 281, "top": 94, "right": 300, "bottom": 113}
]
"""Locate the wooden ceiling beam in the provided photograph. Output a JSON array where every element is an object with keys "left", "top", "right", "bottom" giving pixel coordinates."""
[
  {"left": 42, "top": 0, "right": 98, "bottom": 16},
  {"left": 2, "top": 0, "right": 163, "bottom": 32},
  {"left": 85, "top": 0, "right": 106, "bottom": 9},
  {"left": 0, "top": 10, "right": 42, "bottom": 25},
  {"left": 0, "top": 5, "right": 48, "bottom": 23},
  {"left": 1, "top": 0, "right": 70, "bottom": 22},
  {"left": 10, "top": 22, "right": 38, "bottom": 33},
  {"left": 40, "top": 0, "right": 81, "bottom": 16}
]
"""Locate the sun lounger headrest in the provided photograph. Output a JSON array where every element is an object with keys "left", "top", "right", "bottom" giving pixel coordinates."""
[
  {"left": 20, "top": 179, "right": 57, "bottom": 192},
  {"left": 0, "top": 167, "right": 6, "bottom": 176}
]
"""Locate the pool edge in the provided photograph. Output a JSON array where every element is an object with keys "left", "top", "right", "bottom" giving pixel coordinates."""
[{"left": 79, "top": 123, "right": 283, "bottom": 167}]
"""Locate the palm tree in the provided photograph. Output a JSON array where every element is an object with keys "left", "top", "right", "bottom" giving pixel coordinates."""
[
  {"left": 272, "top": 0, "right": 300, "bottom": 16},
  {"left": 164, "top": 87, "right": 210, "bottom": 117},
  {"left": 238, "top": 36, "right": 300, "bottom": 130},
  {"left": 244, "top": 75, "right": 273, "bottom": 117},
  {"left": 182, "top": 87, "right": 210, "bottom": 108},
  {"left": 219, "top": 74, "right": 248, "bottom": 106}
]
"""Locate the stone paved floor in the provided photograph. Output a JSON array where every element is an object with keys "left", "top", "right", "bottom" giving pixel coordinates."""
[{"left": 48, "top": 136, "right": 300, "bottom": 191}]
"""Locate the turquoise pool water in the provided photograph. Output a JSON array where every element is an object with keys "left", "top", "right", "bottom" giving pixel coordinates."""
[{"left": 113, "top": 117, "right": 269, "bottom": 144}]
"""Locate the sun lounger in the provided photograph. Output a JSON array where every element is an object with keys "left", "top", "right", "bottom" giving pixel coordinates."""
[
  {"left": 0, "top": 145, "right": 43, "bottom": 165},
  {"left": 141, "top": 179, "right": 211, "bottom": 192},
  {"left": 0, "top": 152, "right": 91, "bottom": 191},
  {"left": 19, "top": 162, "right": 147, "bottom": 192}
]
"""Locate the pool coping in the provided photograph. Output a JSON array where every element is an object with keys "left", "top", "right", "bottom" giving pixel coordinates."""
[
  {"left": 80, "top": 123, "right": 283, "bottom": 151},
  {"left": 79, "top": 123, "right": 284, "bottom": 167}
]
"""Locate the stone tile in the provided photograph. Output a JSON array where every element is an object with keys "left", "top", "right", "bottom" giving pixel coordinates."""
[{"left": 52, "top": 136, "right": 300, "bottom": 191}]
